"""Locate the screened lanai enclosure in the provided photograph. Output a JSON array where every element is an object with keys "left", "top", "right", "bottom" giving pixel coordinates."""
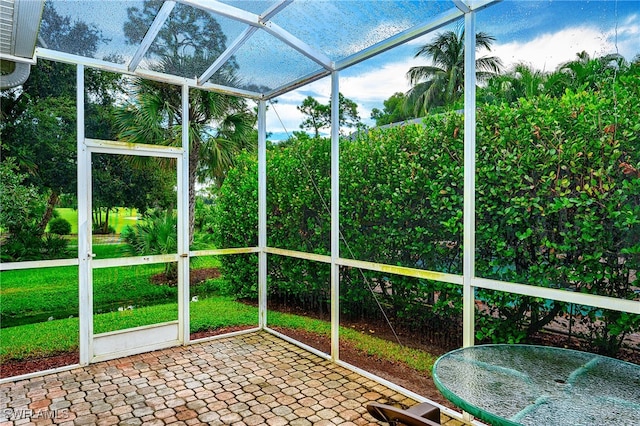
[{"left": 1, "top": 0, "right": 639, "bottom": 421}]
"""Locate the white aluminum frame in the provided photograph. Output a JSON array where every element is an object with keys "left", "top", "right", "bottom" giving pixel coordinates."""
[
  {"left": 86, "top": 142, "right": 185, "bottom": 362},
  {"left": 330, "top": 71, "right": 340, "bottom": 360},
  {"left": 462, "top": 9, "right": 477, "bottom": 348},
  {"left": 77, "top": 64, "right": 92, "bottom": 365},
  {"left": 128, "top": 1, "right": 176, "bottom": 72},
  {"left": 258, "top": 100, "right": 268, "bottom": 328}
]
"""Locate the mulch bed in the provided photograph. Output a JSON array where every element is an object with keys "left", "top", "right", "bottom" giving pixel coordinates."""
[{"left": 0, "top": 352, "right": 80, "bottom": 378}]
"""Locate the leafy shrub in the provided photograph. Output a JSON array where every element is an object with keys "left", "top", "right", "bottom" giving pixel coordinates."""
[
  {"left": 0, "top": 159, "right": 45, "bottom": 237},
  {"left": 211, "top": 153, "right": 259, "bottom": 299},
  {"left": 194, "top": 197, "right": 216, "bottom": 235},
  {"left": 473, "top": 76, "right": 640, "bottom": 353},
  {"left": 213, "top": 70, "right": 639, "bottom": 356},
  {"left": 0, "top": 225, "right": 70, "bottom": 261},
  {"left": 122, "top": 210, "right": 177, "bottom": 279},
  {"left": 92, "top": 223, "right": 116, "bottom": 234},
  {"left": 48, "top": 217, "right": 72, "bottom": 235}
]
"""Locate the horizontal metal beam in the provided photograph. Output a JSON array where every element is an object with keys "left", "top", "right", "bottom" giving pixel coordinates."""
[
  {"left": 263, "top": 68, "right": 331, "bottom": 100},
  {"left": 473, "top": 278, "right": 640, "bottom": 315},
  {"left": 35, "top": 48, "right": 263, "bottom": 100},
  {"left": 86, "top": 138, "right": 184, "bottom": 158},
  {"left": 0, "top": 258, "right": 78, "bottom": 271},
  {"left": 265, "top": 247, "right": 331, "bottom": 264},
  {"left": 0, "top": 52, "right": 37, "bottom": 65},
  {"left": 337, "top": 257, "right": 464, "bottom": 285},
  {"left": 92, "top": 253, "right": 180, "bottom": 269},
  {"left": 191, "top": 247, "right": 261, "bottom": 257}
]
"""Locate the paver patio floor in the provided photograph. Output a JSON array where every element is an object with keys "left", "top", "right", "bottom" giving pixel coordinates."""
[{"left": 1, "top": 331, "right": 459, "bottom": 426}]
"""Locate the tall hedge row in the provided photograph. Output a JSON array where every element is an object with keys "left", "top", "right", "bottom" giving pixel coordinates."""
[{"left": 213, "top": 74, "right": 639, "bottom": 355}]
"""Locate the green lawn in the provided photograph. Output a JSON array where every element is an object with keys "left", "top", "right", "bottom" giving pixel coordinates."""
[
  {"left": 0, "top": 249, "right": 221, "bottom": 327},
  {"left": 54, "top": 207, "right": 140, "bottom": 235},
  {"left": 0, "top": 262, "right": 174, "bottom": 327},
  {"left": 0, "top": 296, "right": 255, "bottom": 361},
  {"left": 0, "top": 296, "right": 436, "bottom": 375}
]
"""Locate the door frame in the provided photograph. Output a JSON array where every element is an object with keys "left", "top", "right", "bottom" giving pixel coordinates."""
[
  {"left": 88, "top": 142, "right": 186, "bottom": 362},
  {"left": 77, "top": 66, "right": 191, "bottom": 363}
]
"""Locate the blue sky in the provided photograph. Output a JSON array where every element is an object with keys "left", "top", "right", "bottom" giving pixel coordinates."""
[{"left": 266, "top": 0, "right": 640, "bottom": 139}]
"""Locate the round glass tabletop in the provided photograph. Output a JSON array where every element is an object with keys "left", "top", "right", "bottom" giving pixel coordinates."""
[{"left": 432, "top": 344, "right": 640, "bottom": 426}]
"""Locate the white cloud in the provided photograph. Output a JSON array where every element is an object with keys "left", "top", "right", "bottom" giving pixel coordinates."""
[
  {"left": 340, "top": 61, "right": 417, "bottom": 101},
  {"left": 266, "top": 59, "right": 423, "bottom": 134},
  {"left": 492, "top": 23, "right": 637, "bottom": 72},
  {"left": 266, "top": 102, "right": 303, "bottom": 136}
]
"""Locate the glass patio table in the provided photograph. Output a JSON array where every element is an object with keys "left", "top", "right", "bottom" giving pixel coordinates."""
[{"left": 432, "top": 344, "right": 640, "bottom": 425}]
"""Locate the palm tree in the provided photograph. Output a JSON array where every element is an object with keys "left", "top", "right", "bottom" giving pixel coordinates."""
[
  {"left": 116, "top": 74, "right": 255, "bottom": 242},
  {"left": 406, "top": 25, "right": 502, "bottom": 115},
  {"left": 117, "top": 0, "right": 255, "bottom": 243},
  {"left": 559, "top": 51, "right": 627, "bottom": 92},
  {"left": 481, "top": 63, "right": 570, "bottom": 104}
]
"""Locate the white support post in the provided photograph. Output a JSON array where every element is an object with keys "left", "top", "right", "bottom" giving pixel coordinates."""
[
  {"left": 330, "top": 72, "right": 340, "bottom": 361},
  {"left": 462, "top": 10, "right": 477, "bottom": 348},
  {"left": 77, "top": 64, "right": 93, "bottom": 364},
  {"left": 258, "top": 100, "right": 268, "bottom": 328},
  {"left": 178, "top": 84, "right": 190, "bottom": 344}
]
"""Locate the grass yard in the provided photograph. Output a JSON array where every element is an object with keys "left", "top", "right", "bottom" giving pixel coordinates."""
[
  {"left": 0, "top": 296, "right": 436, "bottom": 376},
  {"left": 54, "top": 207, "right": 140, "bottom": 235},
  {"left": 0, "top": 296, "right": 255, "bottom": 361},
  {"left": 0, "top": 248, "right": 220, "bottom": 327},
  {"left": 0, "top": 262, "right": 174, "bottom": 327}
]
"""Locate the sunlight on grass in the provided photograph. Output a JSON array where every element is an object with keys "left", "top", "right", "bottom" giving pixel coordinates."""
[{"left": 54, "top": 207, "right": 140, "bottom": 235}]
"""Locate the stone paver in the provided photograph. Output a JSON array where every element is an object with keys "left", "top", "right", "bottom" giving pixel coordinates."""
[{"left": 0, "top": 332, "right": 460, "bottom": 425}]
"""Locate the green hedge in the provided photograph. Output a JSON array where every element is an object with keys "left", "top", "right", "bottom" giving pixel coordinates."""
[{"left": 213, "top": 73, "right": 639, "bottom": 355}]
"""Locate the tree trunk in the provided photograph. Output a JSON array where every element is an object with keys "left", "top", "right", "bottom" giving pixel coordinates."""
[
  {"left": 103, "top": 208, "right": 110, "bottom": 234},
  {"left": 38, "top": 191, "right": 60, "bottom": 235}
]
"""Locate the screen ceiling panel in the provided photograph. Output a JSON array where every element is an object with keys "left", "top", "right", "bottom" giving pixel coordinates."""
[{"left": 34, "top": 0, "right": 485, "bottom": 98}]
